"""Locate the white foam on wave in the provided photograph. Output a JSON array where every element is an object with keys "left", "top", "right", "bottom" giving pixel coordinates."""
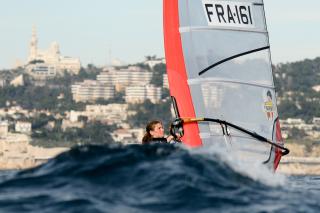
[{"left": 184, "top": 144, "right": 287, "bottom": 187}]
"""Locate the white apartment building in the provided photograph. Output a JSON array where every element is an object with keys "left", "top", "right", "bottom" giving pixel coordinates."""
[
  {"left": 131, "top": 70, "right": 152, "bottom": 85},
  {"left": 97, "top": 66, "right": 153, "bottom": 92},
  {"left": 125, "top": 85, "right": 162, "bottom": 103},
  {"left": 110, "top": 69, "right": 130, "bottom": 91},
  {"left": 61, "top": 120, "right": 84, "bottom": 131},
  {"left": 65, "top": 104, "right": 129, "bottom": 126},
  {"left": 71, "top": 80, "right": 115, "bottom": 103},
  {"left": 146, "top": 85, "right": 162, "bottom": 103},
  {"left": 97, "top": 71, "right": 114, "bottom": 85},
  {"left": 111, "top": 128, "right": 143, "bottom": 144},
  {"left": 280, "top": 118, "right": 314, "bottom": 131},
  {"left": 26, "top": 64, "right": 56, "bottom": 79},
  {"left": 26, "top": 26, "right": 81, "bottom": 77},
  {"left": 278, "top": 117, "right": 320, "bottom": 139},
  {"left": 85, "top": 104, "right": 128, "bottom": 124},
  {"left": 125, "top": 85, "right": 146, "bottom": 103},
  {"left": 106, "top": 68, "right": 152, "bottom": 91},
  {"left": 283, "top": 118, "right": 305, "bottom": 125},
  {"left": 69, "top": 110, "right": 82, "bottom": 122},
  {"left": 0, "top": 106, "right": 29, "bottom": 118},
  {"left": 15, "top": 121, "right": 32, "bottom": 134}
]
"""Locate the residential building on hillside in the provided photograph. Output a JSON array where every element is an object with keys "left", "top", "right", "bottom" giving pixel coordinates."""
[
  {"left": 69, "top": 110, "right": 82, "bottom": 122},
  {"left": 146, "top": 85, "right": 162, "bottom": 103},
  {"left": 85, "top": 104, "right": 128, "bottom": 124},
  {"left": 125, "top": 84, "right": 161, "bottom": 103},
  {"left": 111, "top": 128, "right": 143, "bottom": 144},
  {"left": 279, "top": 118, "right": 320, "bottom": 139},
  {"left": 26, "top": 64, "right": 56, "bottom": 79},
  {"left": 280, "top": 118, "right": 304, "bottom": 130},
  {"left": 97, "top": 71, "right": 113, "bottom": 85},
  {"left": 71, "top": 80, "right": 115, "bottom": 103},
  {"left": 125, "top": 85, "right": 146, "bottom": 103},
  {"left": 101, "top": 67, "right": 152, "bottom": 91},
  {"left": 66, "top": 104, "right": 129, "bottom": 126},
  {"left": 61, "top": 119, "right": 84, "bottom": 131},
  {"left": 0, "top": 106, "right": 29, "bottom": 118},
  {"left": 15, "top": 121, "right": 32, "bottom": 134}
]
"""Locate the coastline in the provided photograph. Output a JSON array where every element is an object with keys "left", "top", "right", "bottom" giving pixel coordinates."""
[
  {"left": 0, "top": 142, "right": 68, "bottom": 170},
  {"left": 1, "top": 142, "right": 318, "bottom": 175},
  {"left": 277, "top": 143, "right": 320, "bottom": 175}
]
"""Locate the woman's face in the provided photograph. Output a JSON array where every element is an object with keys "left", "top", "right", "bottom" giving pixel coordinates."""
[{"left": 150, "top": 123, "right": 164, "bottom": 138}]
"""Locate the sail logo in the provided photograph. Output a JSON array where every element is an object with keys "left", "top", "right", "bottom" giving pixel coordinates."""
[
  {"left": 263, "top": 90, "right": 275, "bottom": 121},
  {"left": 202, "top": 0, "right": 255, "bottom": 28}
]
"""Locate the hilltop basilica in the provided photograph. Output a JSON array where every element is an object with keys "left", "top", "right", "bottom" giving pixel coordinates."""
[{"left": 26, "top": 26, "right": 81, "bottom": 79}]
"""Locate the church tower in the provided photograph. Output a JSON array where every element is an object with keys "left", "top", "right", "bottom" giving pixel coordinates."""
[{"left": 28, "top": 25, "right": 38, "bottom": 62}]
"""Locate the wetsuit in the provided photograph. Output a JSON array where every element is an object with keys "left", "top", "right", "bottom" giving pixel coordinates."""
[
  {"left": 149, "top": 137, "right": 168, "bottom": 144},
  {"left": 144, "top": 137, "right": 182, "bottom": 144}
]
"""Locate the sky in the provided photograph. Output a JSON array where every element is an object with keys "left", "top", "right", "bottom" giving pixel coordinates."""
[{"left": 1, "top": 0, "right": 320, "bottom": 69}]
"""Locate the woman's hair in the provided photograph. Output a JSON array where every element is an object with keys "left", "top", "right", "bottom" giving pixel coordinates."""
[
  {"left": 142, "top": 120, "right": 162, "bottom": 144},
  {"left": 267, "top": 90, "right": 272, "bottom": 99}
]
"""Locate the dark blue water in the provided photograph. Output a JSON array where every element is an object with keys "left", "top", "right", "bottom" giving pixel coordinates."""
[{"left": 0, "top": 143, "right": 319, "bottom": 213}]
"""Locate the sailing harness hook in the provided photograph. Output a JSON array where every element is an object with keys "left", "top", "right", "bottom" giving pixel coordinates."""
[{"left": 170, "top": 117, "right": 290, "bottom": 156}]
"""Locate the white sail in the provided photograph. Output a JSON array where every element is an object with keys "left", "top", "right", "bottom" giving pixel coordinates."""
[{"left": 164, "top": 0, "right": 287, "bottom": 169}]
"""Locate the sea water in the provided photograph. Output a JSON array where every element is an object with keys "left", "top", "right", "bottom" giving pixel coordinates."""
[{"left": 0, "top": 143, "right": 318, "bottom": 213}]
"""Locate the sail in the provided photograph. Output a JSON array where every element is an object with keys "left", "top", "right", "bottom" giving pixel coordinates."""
[{"left": 163, "top": 0, "right": 284, "bottom": 169}]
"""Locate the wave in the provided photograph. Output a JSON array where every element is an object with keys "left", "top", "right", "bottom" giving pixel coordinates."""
[{"left": 0, "top": 143, "right": 289, "bottom": 212}]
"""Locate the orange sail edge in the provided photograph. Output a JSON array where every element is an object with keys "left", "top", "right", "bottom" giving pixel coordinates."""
[{"left": 163, "top": 0, "right": 202, "bottom": 147}]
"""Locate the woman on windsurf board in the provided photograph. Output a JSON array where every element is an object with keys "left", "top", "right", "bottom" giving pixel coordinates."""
[{"left": 142, "top": 120, "right": 182, "bottom": 144}]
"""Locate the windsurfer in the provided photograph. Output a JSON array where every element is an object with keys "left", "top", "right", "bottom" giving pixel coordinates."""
[{"left": 142, "top": 120, "right": 182, "bottom": 144}]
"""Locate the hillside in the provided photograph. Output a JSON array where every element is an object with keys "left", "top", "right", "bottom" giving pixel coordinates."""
[{"left": 274, "top": 57, "right": 320, "bottom": 122}]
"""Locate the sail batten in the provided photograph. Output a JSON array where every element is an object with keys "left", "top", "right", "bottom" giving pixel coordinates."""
[
  {"left": 188, "top": 78, "right": 275, "bottom": 89},
  {"left": 199, "top": 46, "right": 270, "bottom": 76},
  {"left": 180, "top": 26, "right": 268, "bottom": 34}
]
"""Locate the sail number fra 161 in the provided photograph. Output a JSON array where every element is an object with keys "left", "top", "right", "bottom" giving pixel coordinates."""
[{"left": 202, "top": 0, "right": 255, "bottom": 28}]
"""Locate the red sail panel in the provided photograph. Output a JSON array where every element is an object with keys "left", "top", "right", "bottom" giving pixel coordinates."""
[
  {"left": 163, "top": 0, "right": 202, "bottom": 147},
  {"left": 273, "top": 120, "right": 283, "bottom": 170}
]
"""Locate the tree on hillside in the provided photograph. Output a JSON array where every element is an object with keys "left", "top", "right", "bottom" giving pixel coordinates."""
[
  {"left": 151, "top": 63, "right": 166, "bottom": 87},
  {"left": 127, "top": 99, "right": 173, "bottom": 130},
  {"left": 145, "top": 55, "right": 157, "bottom": 61},
  {"left": 274, "top": 57, "right": 320, "bottom": 122}
]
